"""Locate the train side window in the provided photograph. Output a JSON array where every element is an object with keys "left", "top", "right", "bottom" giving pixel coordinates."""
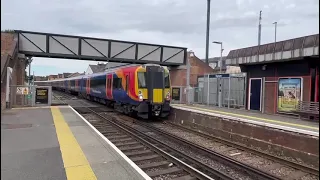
[{"left": 113, "top": 77, "right": 122, "bottom": 89}]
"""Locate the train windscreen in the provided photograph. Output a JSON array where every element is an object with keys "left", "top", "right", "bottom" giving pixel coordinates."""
[{"left": 138, "top": 72, "right": 147, "bottom": 88}]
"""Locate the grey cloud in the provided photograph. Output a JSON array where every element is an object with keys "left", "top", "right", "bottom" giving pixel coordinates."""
[{"left": 1, "top": 0, "right": 319, "bottom": 60}]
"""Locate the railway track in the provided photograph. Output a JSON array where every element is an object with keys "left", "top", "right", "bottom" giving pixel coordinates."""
[
  {"left": 57, "top": 91, "right": 319, "bottom": 180},
  {"left": 76, "top": 107, "right": 215, "bottom": 180},
  {"left": 131, "top": 120, "right": 319, "bottom": 180},
  {"left": 161, "top": 121, "right": 320, "bottom": 177},
  {"left": 75, "top": 106, "right": 280, "bottom": 180}
]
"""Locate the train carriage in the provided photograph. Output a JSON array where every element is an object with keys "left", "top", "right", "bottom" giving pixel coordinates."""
[{"left": 36, "top": 64, "right": 171, "bottom": 119}]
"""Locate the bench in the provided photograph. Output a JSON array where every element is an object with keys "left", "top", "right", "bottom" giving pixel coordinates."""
[{"left": 293, "top": 101, "right": 319, "bottom": 121}]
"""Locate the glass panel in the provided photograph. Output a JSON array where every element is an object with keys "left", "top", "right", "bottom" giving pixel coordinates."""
[
  {"left": 164, "top": 72, "right": 170, "bottom": 88},
  {"left": 138, "top": 72, "right": 146, "bottom": 88}
]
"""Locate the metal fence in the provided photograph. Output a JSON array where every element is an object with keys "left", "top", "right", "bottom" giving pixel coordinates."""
[
  {"left": 9, "top": 85, "right": 52, "bottom": 108},
  {"left": 172, "top": 73, "right": 247, "bottom": 109}
]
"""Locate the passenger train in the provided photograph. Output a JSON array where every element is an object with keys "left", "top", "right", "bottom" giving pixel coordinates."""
[{"left": 35, "top": 64, "right": 172, "bottom": 119}]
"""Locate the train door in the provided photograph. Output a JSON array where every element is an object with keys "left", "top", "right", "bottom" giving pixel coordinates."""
[
  {"left": 124, "top": 72, "right": 130, "bottom": 102},
  {"left": 75, "top": 79, "right": 78, "bottom": 92},
  {"left": 106, "top": 74, "right": 113, "bottom": 99},
  {"left": 146, "top": 66, "right": 164, "bottom": 104},
  {"left": 86, "top": 77, "right": 91, "bottom": 95}
]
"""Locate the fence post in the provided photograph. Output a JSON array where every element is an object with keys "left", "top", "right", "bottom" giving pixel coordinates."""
[
  {"left": 244, "top": 73, "right": 247, "bottom": 110},
  {"left": 262, "top": 77, "right": 266, "bottom": 113},
  {"left": 218, "top": 77, "right": 222, "bottom": 108},
  {"left": 228, "top": 76, "right": 231, "bottom": 109},
  {"left": 207, "top": 74, "right": 210, "bottom": 106},
  {"left": 180, "top": 86, "right": 182, "bottom": 104}
]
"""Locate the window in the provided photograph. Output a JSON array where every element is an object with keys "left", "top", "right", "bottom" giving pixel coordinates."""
[
  {"left": 90, "top": 76, "right": 106, "bottom": 88},
  {"left": 113, "top": 77, "right": 122, "bottom": 89},
  {"left": 138, "top": 72, "right": 146, "bottom": 88},
  {"left": 164, "top": 72, "right": 170, "bottom": 88}
]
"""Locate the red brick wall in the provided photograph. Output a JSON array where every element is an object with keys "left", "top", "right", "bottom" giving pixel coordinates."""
[
  {"left": 1, "top": 33, "right": 15, "bottom": 56},
  {"left": 1, "top": 32, "right": 25, "bottom": 110},
  {"left": 170, "top": 52, "right": 214, "bottom": 87},
  {"left": 1, "top": 33, "right": 16, "bottom": 110}
]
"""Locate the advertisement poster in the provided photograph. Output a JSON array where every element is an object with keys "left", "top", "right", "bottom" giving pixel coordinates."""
[
  {"left": 278, "top": 78, "right": 302, "bottom": 112},
  {"left": 36, "top": 88, "right": 49, "bottom": 104},
  {"left": 172, "top": 87, "right": 180, "bottom": 101}
]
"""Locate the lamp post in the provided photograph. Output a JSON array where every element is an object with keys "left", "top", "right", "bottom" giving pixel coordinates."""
[
  {"left": 273, "top": 21, "right": 277, "bottom": 43},
  {"left": 186, "top": 50, "right": 195, "bottom": 105},
  {"left": 27, "top": 57, "right": 33, "bottom": 86},
  {"left": 205, "top": 0, "right": 211, "bottom": 64},
  {"left": 212, "top": 41, "right": 224, "bottom": 108},
  {"left": 212, "top": 41, "right": 223, "bottom": 73}
]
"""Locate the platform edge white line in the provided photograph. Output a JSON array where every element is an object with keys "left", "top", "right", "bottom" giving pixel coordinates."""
[
  {"left": 68, "top": 105, "right": 152, "bottom": 180},
  {"left": 171, "top": 105, "right": 319, "bottom": 137}
]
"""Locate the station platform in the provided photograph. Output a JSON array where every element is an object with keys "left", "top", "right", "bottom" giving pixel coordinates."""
[
  {"left": 171, "top": 104, "right": 319, "bottom": 136},
  {"left": 1, "top": 106, "right": 150, "bottom": 180}
]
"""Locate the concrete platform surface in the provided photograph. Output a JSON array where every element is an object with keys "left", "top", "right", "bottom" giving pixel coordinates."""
[
  {"left": 172, "top": 104, "right": 319, "bottom": 136},
  {"left": 1, "top": 106, "right": 150, "bottom": 180}
]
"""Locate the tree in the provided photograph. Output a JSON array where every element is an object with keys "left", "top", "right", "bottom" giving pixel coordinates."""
[{"left": 1, "top": 29, "right": 15, "bottom": 33}]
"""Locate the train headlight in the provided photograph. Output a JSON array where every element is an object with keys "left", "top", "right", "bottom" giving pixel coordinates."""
[
  {"left": 166, "top": 92, "right": 170, "bottom": 100},
  {"left": 138, "top": 91, "right": 143, "bottom": 101},
  {"left": 139, "top": 94, "right": 143, "bottom": 101}
]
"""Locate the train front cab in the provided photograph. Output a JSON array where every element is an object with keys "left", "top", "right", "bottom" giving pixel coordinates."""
[{"left": 136, "top": 65, "right": 171, "bottom": 119}]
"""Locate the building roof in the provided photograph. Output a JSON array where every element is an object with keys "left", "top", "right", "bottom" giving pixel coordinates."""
[
  {"left": 226, "top": 33, "right": 319, "bottom": 65},
  {"left": 89, "top": 64, "right": 108, "bottom": 73},
  {"left": 63, "top": 72, "right": 72, "bottom": 77},
  {"left": 200, "top": 56, "right": 228, "bottom": 70}
]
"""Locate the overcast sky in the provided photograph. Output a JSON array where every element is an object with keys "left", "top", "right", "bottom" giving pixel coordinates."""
[{"left": 2, "top": 0, "right": 319, "bottom": 76}]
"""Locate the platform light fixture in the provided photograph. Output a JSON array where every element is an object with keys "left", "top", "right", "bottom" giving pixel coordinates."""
[{"left": 212, "top": 41, "right": 224, "bottom": 73}]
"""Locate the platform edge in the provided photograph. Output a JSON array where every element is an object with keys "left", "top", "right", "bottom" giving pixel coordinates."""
[
  {"left": 68, "top": 105, "right": 152, "bottom": 180},
  {"left": 171, "top": 105, "right": 319, "bottom": 137}
]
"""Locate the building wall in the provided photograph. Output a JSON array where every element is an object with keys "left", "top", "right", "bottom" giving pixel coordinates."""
[
  {"left": 1, "top": 33, "right": 26, "bottom": 110},
  {"left": 170, "top": 52, "right": 214, "bottom": 87},
  {"left": 241, "top": 58, "right": 317, "bottom": 114},
  {"left": 85, "top": 66, "right": 93, "bottom": 75}
]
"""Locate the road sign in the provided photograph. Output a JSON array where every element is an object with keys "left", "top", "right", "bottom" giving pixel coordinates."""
[
  {"left": 27, "top": 94, "right": 32, "bottom": 99},
  {"left": 16, "top": 87, "right": 29, "bottom": 95},
  {"left": 23, "top": 88, "right": 29, "bottom": 95}
]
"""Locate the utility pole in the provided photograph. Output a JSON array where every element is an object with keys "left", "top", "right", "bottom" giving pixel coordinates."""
[
  {"left": 273, "top": 21, "right": 277, "bottom": 43},
  {"left": 258, "top": 10, "right": 262, "bottom": 46},
  {"left": 205, "top": 0, "right": 211, "bottom": 64},
  {"left": 28, "top": 57, "right": 33, "bottom": 86}
]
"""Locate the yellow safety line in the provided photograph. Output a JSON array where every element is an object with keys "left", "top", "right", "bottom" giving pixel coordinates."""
[
  {"left": 173, "top": 104, "right": 319, "bottom": 130},
  {"left": 51, "top": 106, "right": 97, "bottom": 180}
]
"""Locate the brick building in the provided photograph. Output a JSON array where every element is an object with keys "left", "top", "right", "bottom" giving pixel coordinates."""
[
  {"left": 1, "top": 32, "right": 26, "bottom": 110},
  {"left": 226, "top": 34, "right": 319, "bottom": 115},
  {"left": 170, "top": 51, "right": 214, "bottom": 87}
]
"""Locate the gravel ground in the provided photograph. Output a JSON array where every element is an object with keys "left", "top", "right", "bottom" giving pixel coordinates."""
[
  {"left": 145, "top": 131, "right": 253, "bottom": 180},
  {"left": 151, "top": 123, "right": 317, "bottom": 179},
  {"left": 269, "top": 166, "right": 296, "bottom": 178},
  {"left": 169, "top": 123, "right": 318, "bottom": 169},
  {"left": 153, "top": 172, "right": 187, "bottom": 180},
  {"left": 300, "top": 174, "right": 320, "bottom": 180},
  {"left": 154, "top": 124, "right": 275, "bottom": 164},
  {"left": 135, "top": 157, "right": 165, "bottom": 166},
  {"left": 78, "top": 112, "right": 318, "bottom": 180}
]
